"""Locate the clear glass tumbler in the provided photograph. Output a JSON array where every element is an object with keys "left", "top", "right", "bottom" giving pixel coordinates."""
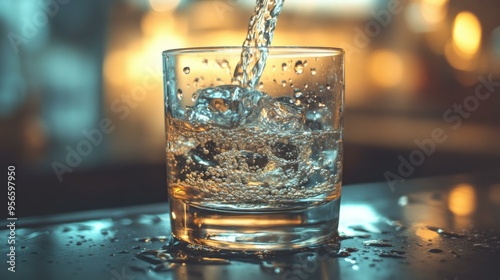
[{"left": 163, "top": 47, "right": 344, "bottom": 251}]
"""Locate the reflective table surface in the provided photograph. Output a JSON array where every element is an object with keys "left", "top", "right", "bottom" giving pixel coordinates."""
[{"left": 2, "top": 171, "right": 500, "bottom": 280}]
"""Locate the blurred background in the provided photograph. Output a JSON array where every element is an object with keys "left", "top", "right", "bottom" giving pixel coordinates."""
[{"left": 1, "top": 0, "right": 499, "bottom": 217}]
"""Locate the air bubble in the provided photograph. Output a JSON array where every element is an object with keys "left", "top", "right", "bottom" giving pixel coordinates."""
[
  {"left": 281, "top": 80, "right": 287, "bottom": 87},
  {"left": 281, "top": 63, "right": 287, "bottom": 71},
  {"left": 294, "top": 89, "right": 303, "bottom": 98},
  {"left": 259, "top": 82, "right": 264, "bottom": 89},
  {"left": 326, "top": 84, "right": 331, "bottom": 90},
  {"left": 310, "top": 68, "right": 317, "bottom": 75},
  {"left": 177, "top": 89, "right": 183, "bottom": 100},
  {"left": 183, "top": 67, "right": 190, "bottom": 74},
  {"left": 294, "top": 60, "right": 304, "bottom": 74},
  {"left": 202, "top": 59, "right": 208, "bottom": 66}
]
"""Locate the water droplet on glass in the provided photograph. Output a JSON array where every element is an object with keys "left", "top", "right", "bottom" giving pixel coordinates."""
[
  {"left": 183, "top": 67, "right": 190, "bottom": 74},
  {"left": 217, "top": 59, "right": 230, "bottom": 69},
  {"left": 310, "top": 68, "right": 317, "bottom": 75},
  {"left": 294, "top": 60, "right": 304, "bottom": 74},
  {"left": 191, "top": 92, "right": 198, "bottom": 102},
  {"left": 281, "top": 63, "right": 287, "bottom": 71}
]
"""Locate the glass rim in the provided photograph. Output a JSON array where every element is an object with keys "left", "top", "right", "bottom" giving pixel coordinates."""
[{"left": 162, "top": 46, "right": 344, "bottom": 56}]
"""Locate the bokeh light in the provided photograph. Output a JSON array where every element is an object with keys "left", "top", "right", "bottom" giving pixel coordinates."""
[
  {"left": 149, "top": 0, "right": 180, "bottom": 13},
  {"left": 452, "top": 11, "right": 482, "bottom": 59},
  {"left": 448, "top": 183, "right": 476, "bottom": 216},
  {"left": 368, "top": 49, "right": 404, "bottom": 89}
]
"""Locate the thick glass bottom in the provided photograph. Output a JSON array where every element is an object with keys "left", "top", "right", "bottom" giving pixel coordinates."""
[{"left": 169, "top": 196, "right": 340, "bottom": 251}]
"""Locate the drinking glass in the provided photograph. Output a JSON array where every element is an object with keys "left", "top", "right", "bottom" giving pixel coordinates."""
[{"left": 163, "top": 47, "right": 344, "bottom": 250}]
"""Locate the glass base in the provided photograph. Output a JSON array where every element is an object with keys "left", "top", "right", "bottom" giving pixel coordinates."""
[{"left": 169, "top": 196, "right": 340, "bottom": 251}]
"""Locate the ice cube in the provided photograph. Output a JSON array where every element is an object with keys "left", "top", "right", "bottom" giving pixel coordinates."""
[
  {"left": 305, "top": 108, "right": 333, "bottom": 131},
  {"left": 185, "top": 85, "right": 263, "bottom": 129},
  {"left": 254, "top": 96, "right": 305, "bottom": 131}
]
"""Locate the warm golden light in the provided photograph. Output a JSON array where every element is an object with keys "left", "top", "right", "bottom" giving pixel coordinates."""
[
  {"left": 421, "top": 0, "right": 448, "bottom": 24},
  {"left": 452, "top": 11, "right": 482, "bottom": 59},
  {"left": 104, "top": 50, "right": 128, "bottom": 87},
  {"left": 444, "top": 41, "right": 476, "bottom": 71},
  {"left": 448, "top": 183, "right": 476, "bottom": 216},
  {"left": 149, "top": 0, "right": 180, "bottom": 13},
  {"left": 415, "top": 227, "right": 439, "bottom": 240},
  {"left": 198, "top": 217, "right": 302, "bottom": 226},
  {"left": 368, "top": 49, "right": 404, "bottom": 88}
]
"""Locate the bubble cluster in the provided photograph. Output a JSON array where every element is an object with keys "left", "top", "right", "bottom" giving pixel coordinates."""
[{"left": 166, "top": 114, "right": 342, "bottom": 204}]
